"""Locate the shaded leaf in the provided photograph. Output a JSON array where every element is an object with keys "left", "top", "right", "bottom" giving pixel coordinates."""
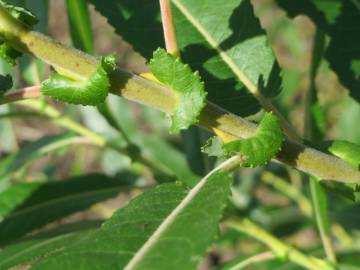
[
  {"left": 0, "top": 173, "right": 133, "bottom": 246},
  {"left": 149, "top": 48, "right": 207, "bottom": 133},
  {"left": 0, "top": 73, "right": 12, "bottom": 94},
  {"left": 0, "top": 230, "right": 92, "bottom": 270}
]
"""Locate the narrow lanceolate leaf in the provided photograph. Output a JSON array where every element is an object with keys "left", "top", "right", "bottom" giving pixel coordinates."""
[
  {"left": 29, "top": 164, "right": 233, "bottom": 270},
  {"left": 0, "top": 173, "right": 132, "bottom": 246},
  {"left": 66, "top": 0, "right": 95, "bottom": 54},
  {"left": 223, "top": 112, "right": 283, "bottom": 167},
  {"left": 41, "top": 55, "right": 115, "bottom": 105},
  {"left": 149, "top": 48, "right": 207, "bottom": 133}
]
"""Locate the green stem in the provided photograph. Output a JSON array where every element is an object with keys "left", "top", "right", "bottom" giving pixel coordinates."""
[
  {"left": 0, "top": 8, "right": 360, "bottom": 184},
  {"left": 226, "top": 252, "right": 274, "bottom": 270},
  {"left": 226, "top": 219, "right": 335, "bottom": 270},
  {"left": 17, "top": 99, "right": 173, "bottom": 180},
  {"left": 18, "top": 99, "right": 106, "bottom": 146},
  {"left": 261, "top": 171, "right": 312, "bottom": 216},
  {"left": 309, "top": 177, "right": 337, "bottom": 264},
  {"left": 304, "top": 28, "right": 337, "bottom": 264}
]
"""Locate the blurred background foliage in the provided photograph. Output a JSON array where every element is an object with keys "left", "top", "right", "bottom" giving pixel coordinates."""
[{"left": 0, "top": 0, "right": 360, "bottom": 269}]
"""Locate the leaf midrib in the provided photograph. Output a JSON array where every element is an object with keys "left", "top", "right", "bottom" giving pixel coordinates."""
[
  {"left": 123, "top": 156, "right": 239, "bottom": 270},
  {"left": 171, "top": 0, "right": 258, "bottom": 95}
]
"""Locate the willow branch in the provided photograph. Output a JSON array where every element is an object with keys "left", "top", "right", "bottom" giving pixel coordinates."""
[
  {"left": 0, "top": 85, "right": 41, "bottom": 105},
  {"left": 0, "top": 6, "right": 359, "bottom": 183},
  {"left": 226, "top": 251, "right": 274, "bottom": 270}
]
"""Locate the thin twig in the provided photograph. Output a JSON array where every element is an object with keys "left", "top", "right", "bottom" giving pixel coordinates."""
[
  {"left": 0, "top": 85, "right": 41, "bottom": 105},
  {"left": 160, "top": 0, "right": 179, "bottom": 57},
  {"left": 227, "top": 251, "right": 274, "bottom": 270}
]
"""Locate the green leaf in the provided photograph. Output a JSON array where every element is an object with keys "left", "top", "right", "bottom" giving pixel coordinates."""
[
  {"left": 66, "top": 0, "right": 95, "bottom": 54},
  {"left": 89, "top": 0, "right": 275, "bottom": 116},
  {"left": 149, "top": 48, "right": 207, "bottom": 133},
  {"left": 0, "top": 230, "right": 92, "bottom": 270},
  {"left": 41, "top": 55, "right": 115, "bottom": 106},
  {"left": 223, "top": 112, "right": 283, "bottom": 167},
  {"left": 0, "top": 173, "right": 133, "bottom": 246},
  {"left": 276, "top": 0, "right": 360, "bottom": 104},
  {"left": 28, "top": 169, "right": 232, "bottom": 269}
]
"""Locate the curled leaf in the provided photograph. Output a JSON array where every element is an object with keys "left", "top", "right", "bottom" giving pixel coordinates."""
[
  {"left": 223, "top": 112, "right": 283, "bottom": 167},
  {"left": 149, "top": 48, "right": 207, "bottom": 133},
  {"left": 41, "top": 55, "right": 116, "bottom": 106}
]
